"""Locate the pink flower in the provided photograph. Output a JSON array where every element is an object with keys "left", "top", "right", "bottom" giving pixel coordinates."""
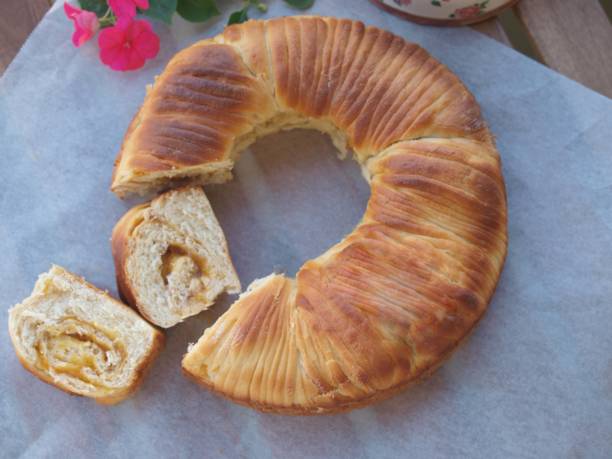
[
  {"left": 64, "top": 2, "right": 99, "bottom": 47},
  {"left": 98, "top": 18, "right": 160, "bottom": 71},
  {"left": 455, "top": 5, "right": 482, "bottom": 19},
  {"left": 108, "top": 0, "right": 150, "bottom": 19}
]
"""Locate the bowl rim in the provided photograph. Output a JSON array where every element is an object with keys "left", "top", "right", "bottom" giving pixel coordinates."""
[{"left": 369, "top": 0, "right": 520, "bottom": 26}]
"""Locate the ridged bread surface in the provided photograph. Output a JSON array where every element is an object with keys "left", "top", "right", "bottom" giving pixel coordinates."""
[{"left": 111, "top": 17, "right": 507, "bottom": 414}]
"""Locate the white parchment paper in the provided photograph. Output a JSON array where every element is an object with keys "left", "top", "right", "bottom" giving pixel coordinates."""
[{"left": 1, "top": 1, "right": 611, "bottom": 457}]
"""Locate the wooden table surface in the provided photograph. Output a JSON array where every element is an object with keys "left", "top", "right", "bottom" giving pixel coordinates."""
[{"left": 1, "top": 0, "right": 612, "bottom": 99}]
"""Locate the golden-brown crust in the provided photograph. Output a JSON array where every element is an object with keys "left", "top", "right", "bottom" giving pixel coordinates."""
[
  {"left": 111, "top": 39, "right": 276, "bottom": 197},
  {"left": 111, "top": 203, "right": 149, "bottom": 311},
  {"left": 182, "top": 300, "right": 490, "bottom": 415},
  {"left": 222, "top": 20, "right": 274, "bottom": 93},
  {"left": 182, "top": 139, "right": 507, "bottom": 414},
  {"left": 110, "top": 110, "right": 143, "bottom": 189},
  {"left": 112, "top": 16, "right": 507, "bottom": 413},
  {"left": 111, "top": 16, "right": 491, "bottom": 195},
  {"left": 8, "top": 267, "right": 165, "bottom": 405}
]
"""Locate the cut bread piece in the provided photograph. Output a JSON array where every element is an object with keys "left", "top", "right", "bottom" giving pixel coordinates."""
[
  {"left": 8, "top": 265, "right": 164, "bottom": 405},
  {"left": 112, "top": 186, "right": 241, "bottom": 328}
]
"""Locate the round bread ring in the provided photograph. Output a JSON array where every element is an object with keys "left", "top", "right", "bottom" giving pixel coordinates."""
[{"left": 112, "top": 16, "right": 508, "bottom": 414}]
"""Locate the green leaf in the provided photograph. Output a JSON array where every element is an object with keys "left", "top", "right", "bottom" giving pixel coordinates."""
[
  {"left": 228, "top": 7, "right": 249, "bottom": 25},
  {"left": 176, "top": 0, "right": 220, "bottom": 22},
  {"left": 431, "top": 0, "right": 441, "bottom": 6},
  {"left": 78, "top": 0, "right": 108, "bottom": 18},
  {"left": 283, "top": 0, "right": 314, "bottom": 9},
  {"left": 142, "top": 0, "right": 177, "bottom": 24}
]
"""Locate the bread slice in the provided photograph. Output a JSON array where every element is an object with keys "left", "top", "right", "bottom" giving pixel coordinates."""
[
  {"left": 8, "top": 265, "right": 164, "bottom": 405},
  {"left": 112, "top": 186, "right": 241, "bottom": 328}
]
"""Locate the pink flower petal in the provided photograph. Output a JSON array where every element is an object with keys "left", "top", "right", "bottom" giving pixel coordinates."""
[
  {"left": 98, "top": 27, "right": 124, "bottom": 49},
  {"left": 100, "top": 46, "right": 117, "bottom": 68},
  {"left": 126, "top": 18, "right": 152, "bottom": 39},
  {"left": 108, "top": 0, "right": 137, "bottom": 18},
  {"left": 135, "top": 31, "right": 160, "bottom": 59},
  {"left": 71, "top": 29, "right": 85, "bottom": 47},
  {"left": 98, "top": 18, "right": 159, "bottom": 71},
  {"left": 126, "top": 51, "right": 146, "bottom": 71},
  {"left": 64, "top": 2, "right": 99, "bottom": 48},
  {"left": 64, "top": 2, "right": 80, "bottom": 19},
  {"left": 135, "top": 0, "right": 150, "bottom": 10}
]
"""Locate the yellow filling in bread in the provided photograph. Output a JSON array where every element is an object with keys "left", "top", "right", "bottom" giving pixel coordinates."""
[
  {"left": 160, "top": 244, "right": 210, "bottom": 305},
  {"left": 34, "top": 317, "right": 126, "bottom": 391},
  {"left": 160, "top": 245, "right": 207, "bottom": 283}
]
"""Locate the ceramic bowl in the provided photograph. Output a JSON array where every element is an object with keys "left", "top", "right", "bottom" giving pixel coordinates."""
[{"left": 371, "top": 0, "right": 519, "bottom": 25}]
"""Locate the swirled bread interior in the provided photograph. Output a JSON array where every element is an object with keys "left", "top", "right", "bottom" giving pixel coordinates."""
[
  {"left": 8, "top": 265, "right": 163, "bottom": 404},
  {"left": 110, "top": 16, "right": 507, "bottom": 413},
  {"left": 112, "top": 187, "right": 240, "bottom": 328}
]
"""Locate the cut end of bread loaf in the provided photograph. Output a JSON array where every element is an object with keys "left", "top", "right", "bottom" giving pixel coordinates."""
[
  {"left": 8, "top": 265, "right": 164, "bottom": 404},
  {"left": 112, "top": 186, "right": 241, "bottom": 328}
]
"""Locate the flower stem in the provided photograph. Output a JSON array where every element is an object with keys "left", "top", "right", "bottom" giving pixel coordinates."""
[{"left": 99, "top": 7, "right": 116, "bottom": 27}]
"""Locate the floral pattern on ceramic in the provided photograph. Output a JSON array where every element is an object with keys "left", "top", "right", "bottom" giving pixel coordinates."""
[
  {"left": 383, "top": 0, "right": 512, "bottom": 21},
  {"left": 449, "top": 1, "right": 490, "bottom": 19}
]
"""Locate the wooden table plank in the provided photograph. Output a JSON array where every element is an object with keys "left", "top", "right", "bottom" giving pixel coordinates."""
[
  {"left": 0, "top": 0, "right": 51, "bottom": 75},
  {"left": 516, "top": 0, "right": 612, "bottom": 98}
]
